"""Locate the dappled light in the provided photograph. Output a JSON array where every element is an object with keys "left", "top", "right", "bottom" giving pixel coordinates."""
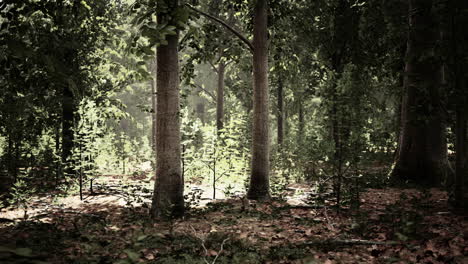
[{"left": 1, "top": 0, "right": 468, "bottom": 263}]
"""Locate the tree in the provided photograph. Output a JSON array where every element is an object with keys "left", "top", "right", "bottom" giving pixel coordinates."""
[
  {"left": 151, "top": 0, "right": 185, "bottom": 218},
  {"left": 150, "top": 57, "right": 157, "bottom": 159},
  {"left": 392, "top": 0, "right": 452, "bottom": 186},
  {"left": 247, "top": 0, "right": 270, "bottom": 200},
  {"left": 451, "top": 0, "right": 468, "bottom": 208}
]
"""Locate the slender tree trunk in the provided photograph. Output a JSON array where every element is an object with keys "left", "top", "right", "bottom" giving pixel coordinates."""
[
  {"left": 62, "top": 85, "right": 75, "bottom": 177},
  {"left": 392, "top": 0, "right": 452, "bottom": 186},
  {"left": 331, "top": 80, "right": 343, "bottom": 207},
  {"left": 247, "top": 0, "right": 270, "bottom": 200},
  {"left": 284, "top": 104, "right": 289, "bottom": 139},
  {"left": 55, "top": 123, "right": 61, "bottom": 185},
  {"left": 297, "top": 97, "right": 304, "bottom": 144},
  {"left": 216, "top": 62, "right": 226, "bottom": 132},
  {"left": 151, "top": 56, "right": 157, "bottom": 158},
  {"left": 151, "top": 0, "right": 184, "bottom": 218},
  {"left": 277, "top": 74, "right": 284, "bottom": 145}
]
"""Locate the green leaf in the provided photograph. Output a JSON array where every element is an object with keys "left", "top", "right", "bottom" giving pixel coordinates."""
[
  {"left": 395, "top": 232, "right": 408, "bottom": 241},
  {"left": 137, "top": 235, "right": 148, "bottom": 241},
  {"left": 123, "top": 249, "right": 139, "bottom": 262}
]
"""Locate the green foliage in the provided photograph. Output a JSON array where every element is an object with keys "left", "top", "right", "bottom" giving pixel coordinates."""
[
  {"left": 7, "top": 172, "right": 36, "bottom": 215},
  {"left": 183, "top": 109, "right": 250, "bottom": 198}
]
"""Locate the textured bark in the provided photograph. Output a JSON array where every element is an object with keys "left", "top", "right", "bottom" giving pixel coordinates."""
[
  {"left": 392, "top": 0, "right": 451, "bottom": 186},
  {"left": 216, "top": 62, "right": 225, "bottom": 132},
  {"left": 62, "top": 85, "right": 75, "bottom": 176},
  {"left": 247, "top": 0, "right": 270, "bottom": 200},
  {"left": 277, "top": 75, "right": 284, "bottom": 145},
  {"left": 151, "top": 1, "right": 184, "bottom": 218}
]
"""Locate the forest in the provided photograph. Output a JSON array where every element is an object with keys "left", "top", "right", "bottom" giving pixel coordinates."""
[{"left": 0, "top": 0, "right": 467, "bottom": 263}]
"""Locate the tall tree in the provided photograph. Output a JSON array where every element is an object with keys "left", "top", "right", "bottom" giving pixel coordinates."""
[
  {"left": 452, "top": 0, "right": 468, "bottom": 208},
  {"left": 247, "top": 0, "right": 270, "bottom": 200},
  {"left": 392, "top": 0, "right": 452, "bottom": 186},
  {"left": 151, "top": 0, "right": 184, "bottom": 218}
]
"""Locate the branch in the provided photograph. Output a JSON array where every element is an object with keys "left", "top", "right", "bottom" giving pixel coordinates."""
[
  {"left": 304, "top": 239, "right": 400, "bottom": 247},
  {"left": 186, "top": 4, "right": 254, "bottom": 53},
  {"left": 225, "top": 60, "right": 235, "bottom": 68},
  {"left": 208, "top": 61, "right": 219, "bottom": 74},
  {"left": 0, "top": 1, "right": 7, "bottom": 12},
  {"left": 195, "top": 84, "right": 216, "bottom": 102}
]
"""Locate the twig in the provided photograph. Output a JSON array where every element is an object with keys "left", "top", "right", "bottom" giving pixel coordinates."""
[
  {"left": 212, "top": 238, "right": 230, "bottom": 264},
  {"left": 304, "top": 239, "right": 400, "bottom": 247},
  {"left": 190, "top": 225, "right": 230, "bottom": 264}
]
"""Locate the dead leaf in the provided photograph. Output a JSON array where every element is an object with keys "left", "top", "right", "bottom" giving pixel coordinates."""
[{"left": 207, "top": 249, "right": 218, "bottom": 256}]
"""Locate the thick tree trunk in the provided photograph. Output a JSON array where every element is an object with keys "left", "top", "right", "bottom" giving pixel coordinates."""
[
  {"left": 62, "top": 85, "right": 75, "bottom": 176},
  {"left": 455, "top": 96, "right": 467, "bottom": 208},
  {"left": 247, "top": 0, "right": 270, "bottom": 200},
  {"left": 277, "top": 74, "right": 284, "bottom": 145},
  {"left": 453, "top": 0, "right": 468, "bottom": 208},
  {"left": 392, "top": 0, "right": 451, "bottom": 186},
  {"left": 151, "top": 1, "right": 184, "bottom": 218},
  {"left": 216, "top": 62, "right": 225, "bottom": 132}
]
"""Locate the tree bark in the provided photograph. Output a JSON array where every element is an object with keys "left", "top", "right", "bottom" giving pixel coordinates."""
[
  {"left": 151, "top": 1, "right": 184, "bottom": 218},
  {"left": 216, "top": 62, "right": 225, "bottom": 132},
  {"left": 392, "top": 0, "right": 452, "bottom": 186},
  {"left": 247, "top": 0, "right": 270, "bottom": 200}
]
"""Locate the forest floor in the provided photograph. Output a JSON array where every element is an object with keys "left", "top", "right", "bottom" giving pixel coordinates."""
[{"left": 0, "top": 175, "right": 467, "bottom": 264}]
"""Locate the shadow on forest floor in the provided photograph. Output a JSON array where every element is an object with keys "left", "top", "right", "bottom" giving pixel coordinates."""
[{"left": 0, "top": 184, "right": 467, "bottom": 264}]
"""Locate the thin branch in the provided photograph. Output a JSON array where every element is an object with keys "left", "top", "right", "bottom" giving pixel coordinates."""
[
  {"left": 195, "top": 84, "right": 216, "bottom": 102},
  {"left": 212, "top": 238, "right": 230, "bottom": 264},
  {"left": 186, "top": 4, "right": 254, "bottom": 52},
  {"left": 304, "top": 239, "right": 400, "bottom": 247},
  {"left": 208, "top": 61, "right": 219, "bottom": 74},
  {"left": 225, "top": 60, "right": 235, "bottom": 68}
]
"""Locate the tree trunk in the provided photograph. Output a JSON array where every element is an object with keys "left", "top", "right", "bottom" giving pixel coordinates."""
[
  {"left": 392, "top": 0, "right": 452, "bottom": 186},
  {"left": 62, "top": 85, "right": 75, "bottom": 177},
  {"left": 151, "top": 1, "right": 184, "bottom": 218},
  {"left": 455, "top": 92, "right": 467, "bottom": 208},
  {"left": 453, "top": 0, "right": 468, "bottom": 208},
  {"left": 277, "top": 74, "right": 284, "bottom": 145},
  {"left": 151, "top": 56, "right": 157, "bottom": 158},
  {"left": 247, "top": 0, "right": 270, "bottom": 200},
  {"left": 216, "top": 62, "right": 225, "bottom": 132},
  {"left": 298, "top": 98, "right": 304, "bottom": 141}
]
